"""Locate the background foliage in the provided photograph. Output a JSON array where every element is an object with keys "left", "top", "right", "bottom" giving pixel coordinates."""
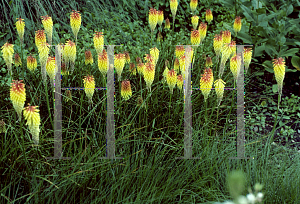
[{"left": 1, "top": 0, "right": 300, "bottom": 203}]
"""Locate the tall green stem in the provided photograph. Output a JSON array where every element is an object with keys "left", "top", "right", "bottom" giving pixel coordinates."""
[
  {"left": 204, "top": 99, "right": 208, "bottom": 146},
  {"left": 223, "top": 80, "right": 236, "bottom": 138},
  {"left": 169, "top": 92, "right": 172, "bottom": 131},
  {"left": 20, "top": 41, "right": 24, "bottom": 80},
  {"left": 151, "top": 30, "right": 153, "bottom": 48},
  {"left": 172, "top": 16, "right": 175, "bottom": 34},
  {"left": 44, "top": 82, "right": 54, "bottom": 130},
  {"left": 269, "top": 94, "right": 281, "bottom": 144}
]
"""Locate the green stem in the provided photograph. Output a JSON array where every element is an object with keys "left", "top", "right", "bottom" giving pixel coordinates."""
[
  {"left": 269, "top": 94, "right": 280, "bottom": 144},
  {"left": 20, "top": 41, "right": 24, "bottom": 80},
  {"left": 205, "top": 99, "right": 208, "bottom": 146},
  {"left": 145, "top": 88, "right": 148, "bottom": 133},
  {"left": 209, "top": 98, "right": 218, "bottom": 137},
  {"left": 214, "top": 104, "right": 220, "bottom": 138},
  {"left": 44, "top": 81, "right": 54, "bottom": 130},
  {"left": 169, "top": 91, "right": 172, "bottom": 130},
  {"left": 151, "top": 30, "right": 153, "bottom": 48},
  {"left": 172, "top": 15, "right": 175, "bottom": 34},
  {"left": 223, "top": 80, "right": 236, "bottom": 138}
]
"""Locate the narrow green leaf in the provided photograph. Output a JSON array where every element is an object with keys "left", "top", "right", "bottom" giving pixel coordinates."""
[
  {"left": 281, "top": 48, "right": 299, "bottom": 57},
  {"left": 240, "top": 4, "right": 255, "bottom": 22},
  {"left": 254, "top": 44, "right": 265, "bottom": 57},
  {"left": 254, "top": 72, "right": 264, "bottom": 76},
  {"left": 237, "top": 32, "right": 253, "bottom": 44},
  {"left": 286, "top": 5, "right": 293, "bottom": 16}
]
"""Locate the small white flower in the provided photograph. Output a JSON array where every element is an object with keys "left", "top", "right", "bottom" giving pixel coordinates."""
[
  {"left": 224, "top": 201, "right": 235, "bottom": 204},
  {"left": 237, "top": 195, "right": 248, "bottom": 204},
  {"left": 246, "top": 193, "right": 256, "bottom": 204},
  {"left": 223, "top": 201, "right": 235, "bottom": 204},
  {"left": 256, "top": 192, "right": 264, "bottom": 202}
]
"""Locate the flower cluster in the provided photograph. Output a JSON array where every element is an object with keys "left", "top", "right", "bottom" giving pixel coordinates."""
[
  {"left": 16, "top": 18, "right": 25, "bottom": 43},
  {"left": 10, "top": 80, "right": 26, "bottom": 121},
  {"left": 114, "top": 53, "right": 126, "bottom": 81},
  {"left": 41, "top": 15, "right": 53, "bottom": 45},
  {"left": 121, "top": 80, "right": 132, "bottom": 101},
  {"left": 23, "top": 104, "right": 41, "bottom": 145},
  {"left": 200, "top": 68, "right": 214, "bottom": 101}
]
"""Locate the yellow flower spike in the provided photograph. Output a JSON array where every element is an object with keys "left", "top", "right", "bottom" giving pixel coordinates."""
[
  {"left": 85, "top": 50, "right": 94, "bottom": 65},
  {"left": 70, "top": 10, "right": 81, "bottom": 40},
  {"left": 219, "top": 42, "right": 232, "bottom": 78},
  {"left": 222, "top": 30, "right": 231, "bottom": 44},
  {"left": 190, "top": 0, "right": 198, "bottom": 13},
  {"left": 27, "top": 54, "right": 37, "bottom": 72},
  {"left": 233, "top": 16, "right": 242, "bottom": 34},
  {"left": 129, "top": 63, "right": 136, "bottom": 76},
  {"left": 149, "top": 8, "right": 158, "bottom": 32},
  {"left": 38, "top": 42, "right": 50, "bottom": 66},
  {"left": 189, "top": 46, "right": 195, "bottom": 64},
  {"left": 273, "top": 57, "right": 286, "bottom": 96},
  {"left": 35, "top": 30, "right": 46, "bottom": 50},
  {"left": 177, "top": 74, "right": 183, "bottom": 92},
  {"left": 174, "top": 58, "right": 180, "bottom": 72},
  {"left": 244, "top": 47, "right": 252, "bottom": 73},
  {"left": 205, "top": 56, "right": 213, "bottom": 67},
  {"left": 10, "top": 80, "right": 26, "bottom": 121},
  {"left": 121, "top": 80, "right": 133, "bottom": 101},
  {"left": 124, "top": 51, "right": 130, "bottom": 64},
  {"left": 157, "top": 10, "right": 164, "bottom": 27},
  {"left": 98, "top": 49, "right": 108, "bottom": 77},
  {"left": 175, "top": 45, "right": 185, "bottom": 60},
  {"left": 38, "top": 42, "right": 50, "bottom": 85},
  {"left": 170, "top": 0, "right": 178, "bottom": 18},
  {"left": 14, "top": 53, "right": 22, "bottom": 67},
  {"left": 137, "top": 62, "right": 145, "bottom": 75},
  {"left": 41, "top": 15, "right": 53, "bottom": 45},
  {"left": 229, "top": 40, "right": 236, "bottom": 58},
  {"left": 200, "top": 67, "right": 214, "bottom": 102},
  {"left": 179, "top": 55, "right": 185, "bottom": 74},
  {"left": 166, "top": 69, "right": 177, "bottom": 94},
  {"left": 213, "top": 34, "right": 223, "bottom": 59},
  {"left": 163, "top": 66, "right": 169, "bottom": 83},
  {"left": 16, "top": 18, "right": 25, "bottom": 44},
  {"left": 23, "top": 104, "right": 41, "bottom": 145},
  {"left": 144, "top": 54, "right": 154, "bottom": 65},
  {"left": 66, "top": 40, "right": 76, "bottom": 64},
  {"left": 214, "top": 78, "right": 226, "bottom": 106},
  {"left": 46, "top": 56, "right": 56, "bottom": 87},
  {"left": 114, "top": 53, "right": 126, "bottom": 81},
  {"left": 64, "top": 40, "right": 76, "bottom": 73},
  {"left": 230, "top": 53, "right": 242, "bottom": 82},
  {"left": 198, "top": 22, "right": 207, "bottom": 42},
  {"left": 150, "top": 47, "right": 159, "bottom": 66},
  {"left": 93, "top": 31, "right": 104, "bottom": 55},
  {"left": 83, "top": 75, "right": 95, "bottom": 105},
  {"left": 191, "top": 29, "right": 200, "bottom": 45},
  {"left": 1, "top": 42, "right": 14, "bottom": 75},
  {"left": 144, "top": 62, "right": 155, "bottom": 91},
  {"left": 206, "top": 9, "right": 213, "bottom": 24},
  {"left": 165, "top": 18, "right": 171, "bottom": 30},
  {"left": 191, "top": 15, "right": 199, "bottom": 30}
]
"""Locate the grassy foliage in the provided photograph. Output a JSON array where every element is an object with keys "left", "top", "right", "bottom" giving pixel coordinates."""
[{"left": 1, "top": 0, "right": 300, "bottom": 203}]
